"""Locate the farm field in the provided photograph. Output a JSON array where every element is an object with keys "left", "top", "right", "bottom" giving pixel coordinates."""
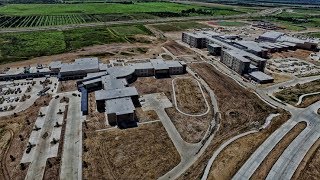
[
  {"left": 0, "top": 2, "right": 249, "bottom": 28},
  {"left": 151, "top": 21, "right": 211, "bottom": 32},
  {"left": 0, "top": 24, "right": 153, "bottom": 63}
]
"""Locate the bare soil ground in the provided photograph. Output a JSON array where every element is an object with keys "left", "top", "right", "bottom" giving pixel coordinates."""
[
  {"left": 177, "top": 62, "right": 277, "bottom": 179},
  {"left": 207, "top": 112, "right": 291, "bottom": 180},
  {"left": 274, "top": 79, "right": 320, "bottom": 105},
  {"left": 85, "top": 93, "right": 107, "bottom": 131},
  {"left": 135, "top": 108, "right": 159, "bottom": 123},
  {"left": 297, "top": 94, "right": 320, "bottom": 108},
  {"left": 163, "top": 41, "right": 194, "bottom": 56},
  {"left": 131, "top": 74, "right": 213, "bottom": 143},
  {"left": 293, "top": 139, "right": 320, "bottom": 180},
  {"left": 166, "top": 103, "right": 213, "bottom": 143},
  {"left": 272, "top": 49, "right": 320, "bottom": 66},
  {"left": 130, "top": 76, "right": 174, "bottom": 101},
  {"left": 251, "top": 121, "right": 307, "bottom": 179},
  {"left": 0, "top": 95, "right": 52, "bottom": 180},
  {"left": 57, "top": 80, "right": 78, "bottom": 93},
  {"left": 174, "top": 78, "right": 207, "bottom": 114},
  {"left": 82, "top": 122, "right": 180, "bottom": 179},
  {"left": 260, "top": 72, "right": 293, "bottom": 88}
]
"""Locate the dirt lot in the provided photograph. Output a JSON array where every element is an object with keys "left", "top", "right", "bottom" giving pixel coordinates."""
[
  {"left": 85, "top": 93, "right": 107, "bottom": 131},
  {"left": 82, "top": 122, "right": 180, "bottom": 179},
  {"left": 274, "top": 79, "right": 320, "bottom": 105},
  {"left": 0, "top": 95, "right": 52, "bottom": 180},
  {"left": 293, "top": 139, "right": 320, "bottom": 180},
  {"left": 260, "top": 72, "right": 293, "bottom": 88},
  {"left": 163, "top": 41, "right": 194, "bottom": 56},
  {"left": 57, "top": 80, "right": 78, "bottom": 93},
  {"left": 251, "top": 121, "right": 307, "bottom": 179},
  {"left": 174, "top": 78, "right": 207, "bottom": 115},
  {"left": 130, "top": 76, "right": 174, "bottom": 101},
  {"left": 131, "top": 75, "right": 214, "bottom": 143},
  {"left": 135, "top": 108, "right": 159, "bottom": 123},
  {"left": 271, "top": 49, "right": 320, "bottom": 66},
  {"left": 178, "top": 62, "right": 277, "bottom": 179},
  {"left": 207, "top": 112, "right": 291, "bottom": 180}
]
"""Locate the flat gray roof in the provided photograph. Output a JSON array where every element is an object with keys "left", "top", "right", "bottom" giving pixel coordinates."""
[
  {"left": 60, "top": 57, "right": 99, "bottom": 73},
  {"left": 102, "top": 75, "right": 127, "bottom": 90},
  {"left": 49, "top": 61, "right": 62, "bottom": 69},
  {"left": 95, "top": 86, "right": 138, "bottom": 101},
  {"left": 150, "top": 59, "right": 169, "bottom": 70},
  {"left": 236, "top": 41, "right": 267, "bottom": 53},
  {"left": 129, "top": 62, "right": 153, "bottom": 70},
  {"left": 166, "top": 61, "right": 183, "bottom": 68},
  {"left": 249, "top": 71, "right": 274, "bottom": 81},
  {"left": 105, "top": 97, "right": 135, "bottom": 115},
  {"left": 259, "top": 31, "right": 284, "bottom": 40},
  {"left": 107, "top": 66, "right": 135, "bottom": 78}
]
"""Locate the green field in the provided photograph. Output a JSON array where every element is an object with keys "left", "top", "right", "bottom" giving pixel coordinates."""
[
  {"left": 0, "top": 24, "right": 152, "bottom": 63},
  {"left": 305, "top": 32, "right": 320, "bottom": 38},
  {"left": 256, "top": 10, "right": 320, "bottom": 31},
  {"left": 0, "top": 2, "right": 248, "bottom": 28},
  {"left": 151, "top": 22, "right": 211, "bottom": 32},
  {"left": 0, "top": 2, "right": 200, "bottom": 16},
  {"left": 217, "top": 21, "right": 246, "bottom": 26}
]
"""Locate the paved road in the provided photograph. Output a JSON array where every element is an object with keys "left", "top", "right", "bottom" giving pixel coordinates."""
[
  {"left": 233, "top": 88, "right": 320, "bottom": 180},
  {"left": 266, "top": 102, "right": 320, "bottom": 180},
  {"left": 0, "top": 8, "right": 281, "bottom": 34},
  {"left": 60, "top": 93, "right": 84, "bottom": 180}
]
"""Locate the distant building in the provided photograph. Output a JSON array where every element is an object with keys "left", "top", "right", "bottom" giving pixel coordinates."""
[{"left": 258, "top": 31, "right": 318, "bottom": 50}]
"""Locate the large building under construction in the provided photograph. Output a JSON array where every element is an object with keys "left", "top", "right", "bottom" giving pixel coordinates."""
[{"left": 181, "top": 30, "right": 319, "bottom": 84}]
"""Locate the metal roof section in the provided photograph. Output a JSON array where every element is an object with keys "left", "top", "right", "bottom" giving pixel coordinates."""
[
  {"left": 107, "top": 66, "right": 135, "bottom": 79},
  {"left": 259, "top": 31, "right": 285, "bottom": 40},
  {"left": 227, "top": 50, "right": 251, "bottom": 63},
  {"left": 236, "top": 41, "right": 267, "bottom": 53},
  {"left": 166, "top": 60, "right": 183, "bottom": 68},
  {"left": 249, "top": 71, "right": 274, "bottom": 81},
  {"left": 60, "top": 57, "right": 99, "bottom": 73},
  {"left": 95, "top": 87, "right": 138, "bottom": 101},
  {"left": 49, "top": 61, "right": 62, "bottom": 69},
  {"left": 128, "top": 62, "right": 154, "bottom": 70},
  {"left": 150, "top": 59, "right": 169, "bottom": 70},
  {"left": 101, "top": 75, "right": 127, "bottom": 90},
  {"left": 105, "top": 97, "right": 135, "bottom": 115}
]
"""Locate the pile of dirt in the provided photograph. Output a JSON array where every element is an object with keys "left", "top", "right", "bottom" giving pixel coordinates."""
[{"left": 164, "top": 41, "right": 193, "bottom": 56}]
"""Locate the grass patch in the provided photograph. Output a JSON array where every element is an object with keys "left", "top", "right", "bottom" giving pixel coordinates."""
[
  {"left": 0, "top": 2, "right": 201, "bottom": 16},
  {"left": 217, "top": 21, "right": 246, "bottom": 26},
  {"left": 152, "top": 21, "right": 210, "bottom": 32},
  {"left": 0, "top": 24, "right": 152, "bottom": 64},
  {"left": 0, "top": 31, "right": 66, "bottom": 62},
  {"left": 274, "top": 79, "right": 320, "bottom": 105}
]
